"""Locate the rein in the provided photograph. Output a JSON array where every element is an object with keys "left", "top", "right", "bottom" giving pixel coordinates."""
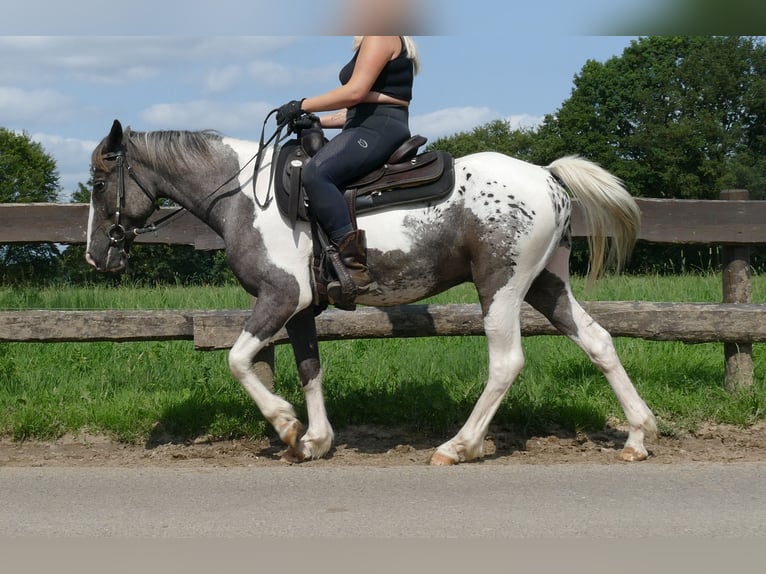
[{"left": 100, "top": 110, "right": 289, "bottom": 254}]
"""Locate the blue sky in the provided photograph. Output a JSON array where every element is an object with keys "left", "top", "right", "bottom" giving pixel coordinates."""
[{"left": 0, "top": 1, "right": 659, "bottom": 199}]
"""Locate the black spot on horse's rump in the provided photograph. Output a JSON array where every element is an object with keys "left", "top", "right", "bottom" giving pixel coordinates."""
[
  {"left": 487, "top": 193, "right": 494, "bottom": 198},
  {"left": 458, "top": 185, "right": 466, "bottom": 195},
  {"left": 495, "top": 199, "right": 501, "bottom": 203},
  {"left": 466, "top": 173, "right": 473, "bottom": 180},
  {"left": 484, "top": 201, "right": 489, "bottom": 206}
]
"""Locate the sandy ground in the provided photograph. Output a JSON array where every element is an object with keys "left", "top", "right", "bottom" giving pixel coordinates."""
[{"left": 1, "top": 420, "right": 765, "bottom": 467}]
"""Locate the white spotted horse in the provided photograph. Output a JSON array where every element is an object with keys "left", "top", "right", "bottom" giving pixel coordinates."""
[{"left": 86, "top": 118, "right": 656, "bottom": 465}]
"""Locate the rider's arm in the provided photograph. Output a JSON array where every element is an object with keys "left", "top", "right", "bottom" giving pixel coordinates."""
[
  {"left": 301, "top": 36, "right": 399, "bottom": 113},
  {"left": 320, "top": 110, "right": 347, "bottom": 129}
]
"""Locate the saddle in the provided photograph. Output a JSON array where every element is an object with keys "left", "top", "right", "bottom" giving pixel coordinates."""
[{"left": 275, "top": 134, "right": 455, "bottom": 228}]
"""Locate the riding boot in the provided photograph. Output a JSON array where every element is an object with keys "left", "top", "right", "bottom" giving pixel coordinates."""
[{"left": 327, "top": 229, "right": 377, "bottom": 304}]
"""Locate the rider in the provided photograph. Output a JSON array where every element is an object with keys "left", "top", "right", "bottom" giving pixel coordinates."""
[{"left": 276, "top": 35, "right": 420, "bottom": 301}]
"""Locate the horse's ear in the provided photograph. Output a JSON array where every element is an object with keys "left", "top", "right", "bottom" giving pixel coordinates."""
[{"left": 105, "top": 119, "right": 124, "bottom": 152}]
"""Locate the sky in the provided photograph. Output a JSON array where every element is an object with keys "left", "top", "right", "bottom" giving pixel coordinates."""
[{"left": 0, "top": 0, "right": 737, "bottom": 200}]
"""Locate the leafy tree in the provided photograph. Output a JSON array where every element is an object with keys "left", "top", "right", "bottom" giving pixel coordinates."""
[
  {"left": 431, "top": 37, "right": 766, "bottom": 273},
  {"left": 0, "top": 128, "right": 60, "bottom": 203},
  {"left": 534, "top": 36, "right": 766, "bottom": 200},
  {"left": 0, "top": 129, "right": 62, "bottom": 284},
  {"left": 429, "top": 120, "right": 538, "bottom": 161}
]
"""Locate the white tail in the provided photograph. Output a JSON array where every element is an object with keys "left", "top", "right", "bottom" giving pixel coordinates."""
[{"left": 547, "top": 155, "right": 641, "bottom": 284}]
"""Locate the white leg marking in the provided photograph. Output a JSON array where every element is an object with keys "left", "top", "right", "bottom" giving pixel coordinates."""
[
  {"left": 290, "top": 373, "right": 334, "bottom": 461},
  {"left": 432, "top": 286, "right": 525, "bottom": 465},
  {"left": 566, "top": 297, "right": 657, "bottom": 460},
  {"left": 228, "top": 330, "right": 302, "bottom": 446}
]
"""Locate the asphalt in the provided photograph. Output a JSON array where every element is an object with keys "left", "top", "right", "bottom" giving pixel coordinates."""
[{"left": 1, "top": 462, "right": 764, "bottom": 538}]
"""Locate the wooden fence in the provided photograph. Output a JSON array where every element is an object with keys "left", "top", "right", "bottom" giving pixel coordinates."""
[{"left": 1, "top": 191, "right": 764, "bottom": 390}]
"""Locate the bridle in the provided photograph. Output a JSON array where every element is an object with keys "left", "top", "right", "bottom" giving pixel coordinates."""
[
  {"left": 101, "top": 145, "right": 162, "bottom": 255},
  {"left": 97, "top": 110, "right": 293, "bottom": 258}
]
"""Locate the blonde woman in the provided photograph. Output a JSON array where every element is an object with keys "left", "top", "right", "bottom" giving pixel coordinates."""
[{"left": 276, "top": 35, "right": 420, "bottom": 301}]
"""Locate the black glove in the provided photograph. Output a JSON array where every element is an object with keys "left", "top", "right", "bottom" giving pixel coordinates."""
[
  {"left": 292, "top": 113, "right": 321, "bottom": 132},
  {"left": 276, "top": 99, "right": 305, "bottom": 126}
]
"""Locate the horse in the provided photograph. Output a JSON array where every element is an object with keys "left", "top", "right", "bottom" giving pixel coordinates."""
[{"left": 85, "top": 119, "right": 656, "bottom": 465}]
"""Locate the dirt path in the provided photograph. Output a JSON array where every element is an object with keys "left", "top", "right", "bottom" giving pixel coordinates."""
[{"left": 2, "top": 421, "right": 765, "bottom": 467}]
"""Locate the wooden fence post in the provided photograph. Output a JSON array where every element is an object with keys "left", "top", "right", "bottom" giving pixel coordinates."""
[{"left": 720, "top": 189, "right": 754, "bottom": 391}]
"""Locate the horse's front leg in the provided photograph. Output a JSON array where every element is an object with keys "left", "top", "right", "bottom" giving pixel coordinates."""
[
  {"left": 228, "top": 299, "right": 304, "bottom": 451},
  {"left": 283, "top": 307, "right": 334, "bottom": 461}
]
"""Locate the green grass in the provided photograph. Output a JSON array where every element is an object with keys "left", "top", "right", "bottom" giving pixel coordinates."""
[{"left": 1, "top": 273, "right": 765, "bottom": 443}]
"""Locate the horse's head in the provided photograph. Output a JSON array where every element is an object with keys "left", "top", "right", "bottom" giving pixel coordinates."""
[{"left": 86, "top": 120, "right": 158, "bottom": 272}]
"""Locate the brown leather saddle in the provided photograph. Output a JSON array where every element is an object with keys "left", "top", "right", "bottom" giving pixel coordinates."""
[{"left": 275, "top": 134, "right": 455, "bottom": 228}]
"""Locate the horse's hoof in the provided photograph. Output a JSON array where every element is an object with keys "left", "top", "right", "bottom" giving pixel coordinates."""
[
  {"left": 279, "top": 420, "right": 305, "bottom": 449},
  {"left": 281, "top": 446, "right": 309, "bottom": 464},
  {"left": 620, "top": 446, "right": 648, "bottom": 462},
  {"left": 430, "top": 451, "right": 459, "bottom": 466}
]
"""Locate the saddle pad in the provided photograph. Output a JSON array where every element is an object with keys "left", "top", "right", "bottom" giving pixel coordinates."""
[{"left": 353, "top": 151, "right": 455, "bottom": 215}]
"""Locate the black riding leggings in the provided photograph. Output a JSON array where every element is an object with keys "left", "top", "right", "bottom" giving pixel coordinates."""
[{"left": 302, "top": 104, "right": 410, "bottom": 243}]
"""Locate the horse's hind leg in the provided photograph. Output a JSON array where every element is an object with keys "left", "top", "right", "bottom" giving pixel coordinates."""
[
  {"left": 283, "top": 308, "right": 333, "bottom": 461},
  {"left": 525, "top": 247, "right": 657, "bottom": 461},
  {"left": 431, "top": 278, "right": 527, "bottom": 465}
]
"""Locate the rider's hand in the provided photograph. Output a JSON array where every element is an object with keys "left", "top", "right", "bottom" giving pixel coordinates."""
[
  {"left": 291, "top": 113, "right": 321, "bottom": 132},
  {"left": 276, "top": 99, "right": 305, "bottom": 126}
]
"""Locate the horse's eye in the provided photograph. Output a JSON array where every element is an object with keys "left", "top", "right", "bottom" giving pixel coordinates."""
[{"left": 94, "top": 181, "right": 106, "bottom": 193}]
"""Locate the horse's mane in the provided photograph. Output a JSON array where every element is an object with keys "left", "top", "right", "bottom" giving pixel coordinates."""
[{"left": 93, "top": 129, "right": 224, "bottom": 175}]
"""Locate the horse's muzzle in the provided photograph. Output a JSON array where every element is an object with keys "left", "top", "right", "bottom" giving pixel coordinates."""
[{"left": 85, "top": 249, "right": 127, "bottom": 272}]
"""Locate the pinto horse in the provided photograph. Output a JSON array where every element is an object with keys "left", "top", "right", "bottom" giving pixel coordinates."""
[{"left": 86, "top": 119, "right": 656, "bottom": 464}]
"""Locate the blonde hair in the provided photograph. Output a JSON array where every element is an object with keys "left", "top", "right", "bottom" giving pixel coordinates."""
[{"left": 353, "top": 36, "right": 420, "bottom": 75}]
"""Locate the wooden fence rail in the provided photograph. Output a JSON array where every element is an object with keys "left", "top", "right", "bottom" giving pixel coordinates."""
[
  {"left": 1, "top": 193, "right": 764, "bottom": 390},
  {"left": 3, "top": 198, "right": 766, "bottom": 247},
  {"left": 2, "top": 303, "right": 766, "bottom": 348}
]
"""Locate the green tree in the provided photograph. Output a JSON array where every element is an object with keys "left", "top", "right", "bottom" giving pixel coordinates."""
[
  {"left": 0, "top": 128, "right": 60, "bottom": 203},
  {"left": 534, "top": 36, "right": 766, "bottom": 200},
  {"left": 429, "top": 119, "right": 538, "bottom": 160},
  {"left": 0, "top": 129, "right": 62, "bottom": 284},
  {"left": 430, "top": 37, "right": 766, "bottom": 273}
]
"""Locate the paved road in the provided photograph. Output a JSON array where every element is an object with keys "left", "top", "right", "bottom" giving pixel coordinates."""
[{"left": 1, "top": 463, "right": 764, "bottom": 538}]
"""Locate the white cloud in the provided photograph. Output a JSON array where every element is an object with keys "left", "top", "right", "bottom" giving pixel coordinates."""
[
  {"left": 204, "top": 61, "right": 340, "bottom": 93},
  {"left": 505, "top": 114, "right": 544, "bottom": 130},
  {"left": 205, "top": 65, "right": 245, "bottom": 94},
  {"left": 247, "top": 61, "right": 340, "bottom": 89},
  {"left": 0, "top": 37, "right": 295, "bottom": 87},
  {"left": 0, "top": 86, "right": 74, "bottom": 124},
  {"left": 139, "top": 100, "right": 274, "bottom": 133},
  {"left": 410, "top": 107, "right": 497, "bottom": 140},
  {"left": 0, "top": 1, "right": 291, "bottom": 34}
]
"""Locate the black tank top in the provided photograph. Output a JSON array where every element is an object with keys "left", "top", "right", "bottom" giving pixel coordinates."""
[{"left": 338, "top": 37, "right": 414, "bottom": 102}]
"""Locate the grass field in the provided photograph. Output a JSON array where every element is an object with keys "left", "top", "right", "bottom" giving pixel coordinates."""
[{"left": 1, "top": 274, "right": 765, "bottom": 443}]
